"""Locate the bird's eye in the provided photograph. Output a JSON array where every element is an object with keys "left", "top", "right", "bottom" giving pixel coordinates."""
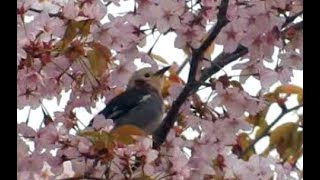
[{"left": 144, "top": 73, "right": 151, "bottom": 78}]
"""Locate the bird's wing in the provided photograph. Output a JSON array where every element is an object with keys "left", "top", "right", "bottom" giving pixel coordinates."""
[{"left": 88, "top": 88, "right": 151, "bottom": 126}]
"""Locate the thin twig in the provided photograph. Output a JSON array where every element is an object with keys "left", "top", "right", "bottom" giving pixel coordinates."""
[
  {"left": 199, "top": 45, "right": 248, "bottom": 82},
  {"left": 28, "top": 8, "right": 62, "bottom": 18},
  {"left": 39, "top": 101, "right": 53, "bottom": 128},
  {"left": 281, "top": 11, "right": 303, "bottom": 29},
  {"left": 177, "top": 57, "right": 190, "bottom": 75},
  {"left": 25, "top": 107, "right": 32, "bottom": 125},
  {"left": 241, "top": 104, "right": 303, "bottom": 156},
  {"left": 148, "top": 34, "right": 162, "bottom": 54}
]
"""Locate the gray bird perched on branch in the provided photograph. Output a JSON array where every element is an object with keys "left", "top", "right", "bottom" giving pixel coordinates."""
[{"left": 88, "top": 66, "right": 170, "bottom": 136}]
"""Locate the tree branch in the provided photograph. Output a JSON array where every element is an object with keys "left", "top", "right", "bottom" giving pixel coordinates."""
[
  {"left": 199, "top": 45, "right": 248, "bottom": 82},
  {"left": 281, "top": 11, "right": 303, "bottom": 29},
  {"left": 153, "top": 0, "right": 233, "bottom": 149},
  {"left": 241, "top": 104, "right": 303, "bottom": 157},
  {"left": 187, "top": 0, "right": 229, "bottom": 83},
  {"left": 177, "top": 57, "right": 190, "bottom": 75},
  {"left": 153, "top": 44, "right": 248, "bottom": 149},
  {"left": 28, "top": 8, "right": 63, "bottom": 18}
]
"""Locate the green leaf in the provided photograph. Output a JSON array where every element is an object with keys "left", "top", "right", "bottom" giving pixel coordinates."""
[
  {"left": 79, "top": 131, "right": 114, "bottom": 151},
  {"left": 269, "top": 122, "right": 302, "bottom": 162},
  {"left": 275, "top": 84, "right": 303, "bottom": 103},
  {"left": 230, "top": 80, "right": 244, "bottom": 91}
]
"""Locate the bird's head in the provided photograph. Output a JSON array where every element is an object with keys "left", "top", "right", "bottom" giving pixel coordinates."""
[{"left": 127, "top": 66, "right": 171, "bottom": 94}]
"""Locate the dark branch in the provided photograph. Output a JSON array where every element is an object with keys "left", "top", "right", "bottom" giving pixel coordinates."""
[
  {"left": 153, "top": 0, "right": 233, "bottom": 149},
  {"left": 148, "top": 34, "right": 162, "bottom": 54},
  {"left": 241, "top": 104, "right": 303, "bottom": 157},
  {"left": 153, "top": 45, "right": 248, "bottom": 149},
  {"left": 282, "top": 20, "right": 303, "bottom": 33},
  {"left": 281, "top": 11, "right": 303, "bottom": 29},
  {"left": 177, "top": 57, "right": 190, "bottom": 75},
  {"left": 199, "top": 45, "right": 248, "bottom": 82},
  {"left": 187, "top": 0, "right": 229, "bottom": 83},
  {"left": 28, "top": 8, "right": 63, "bottom": 18}
]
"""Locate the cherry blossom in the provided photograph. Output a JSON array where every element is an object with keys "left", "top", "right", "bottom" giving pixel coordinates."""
[
  {"left": 215, "top": 22, "right": 245, "bottom": 53},
  {"left": 175, "top": 24, "right": 206, "bottom": 49},
  {"left": 63, "top": 0, "right": 80, "bottom": 19},
  {"left": 17, "top": 0, "right": 303, "bottom": 179},
  {"left": 150, "top": 0, "right": 185, "bottom": 33},
  {"left": 211, "top": 82, "right": 261, "bottom": 117}
]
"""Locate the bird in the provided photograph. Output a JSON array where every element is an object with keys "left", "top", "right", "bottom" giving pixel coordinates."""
[{"left": 88, "top": 66, "right": 170, "bottom": 136}]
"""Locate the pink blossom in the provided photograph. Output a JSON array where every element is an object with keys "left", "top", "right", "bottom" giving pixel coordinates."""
[
  {"left": 17, "top": 138, "right": 29, "bottom": 166},
  {"left": 109, "top": 58, "right": 137, "bottom": 88},
  {"left": 200, "top": 0, "right": 220, "bottom": 21},
  {"left": 279, "top": 51, "right": 303, "bottom": 70},
  {"left": 67, "top": 91, "right": 96, "bottom": 113},
  {"left": 94, "top": 16, "right": 146, "bottom": 52},
  {"left": 140, "top": 53, "right": 159, "bottom": 69},
  {"left": 91, "top": 114, "right": 114, "bottom": 131},
  {"left": 37, "top": 78, "right": 61, "bottom": 100},
  {"left": 266, "top": 0, "right": 288, "bottom": 10},
  {"left": 35, "top": 124, "right": 59, "bottom": 150},
  {"left": 246, "top": 155, "right": 274, "bottom": 179},
  {"left": 232, "top": 60, "right": 261, "bottom": 84},
  {"left": 188, "top": 143, "right": 217, "bottom": 178},
  {"left": 24, "top": 12, "right": 49, "bottom": 38},
  {"left": 16, "top": 0, "right": 303, "bottom": 178},
  {"left": 215, "top": 22, "right": 245, "bottom": 53},
  {"left": 243, "top": 34, "right": 275, "bottom": 60},
  {"left": 211, "top": 82, "right": 260, "bottom": 117},
  {"left": 184, "top": 115, "right": 202, "bottom": 132},
  {"left": 70, "top": 158, "right": 86, "bottom": 175},
  {"left": 134, "top": 0, "right": 158, "bottom": 26},
  {"left": 29, "top": 0, "right": 61, "bottom": 13},
  {"left": 168, "top": 83, "right": 184, "bottom": 99},
  {"left": 77, "top": 137, "right": 92, "bottom": 154},
  {"left": 17, "top": 27, "right": 29, "bottom": 63},
  {"left": 214, "top": 117, "right": 251, "bottom": 144},
  {"left": 63, "top": 0, "right": 80, "bottom": 19},
  {"left": 168, "top": 147, "right": 191, "bottom": 179},
  {"left": 17, "top": 91, "right": 42, "bottom": 110},
  {"left": 18, "top": 153, "right": 57, "bottom": 173},
  {"left": 275, "top": 162, "right": 294, "bottom": 180},
  {"left": 237, "top": 1, "right": 271, "bottom": 32},
  {"left": 277, "top": 66, "right": 294, "bottom": 84},
  {"left": 58, "top": 147, "right": 81, "bottom": 159},
  {"left": 150, "top": 0, "right": 184, "bottom": 33},
  {"left": 81, "top": 1, "right": 107, "bottom": 21},
  {"left": 225, "top": 154, "right": 274, "bottom": 180},
  {"left": 259, "top": 67, "right": 279, "bottom": 89},
  {"left": 54, "top": 111, "right": 77, "bottom": 130},
  {"left": 17, "top": 0, "right": 33, "bottom": 11},
  {"left": 175, "top": 24, "right": 206, "bottom": 49},
  {"left": 23, "top": 71, "right": 45, "bottom": 90},
  {"left": 17, "top": 171, "right": 31, "bottom": 180},
  {"left": 18, "top": 123, "right": 36, "bottom": 138}
]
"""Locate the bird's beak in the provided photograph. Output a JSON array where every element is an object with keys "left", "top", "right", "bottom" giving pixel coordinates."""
[{"left": 154, "top": 66, "right": 171, "bottom": 76}]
